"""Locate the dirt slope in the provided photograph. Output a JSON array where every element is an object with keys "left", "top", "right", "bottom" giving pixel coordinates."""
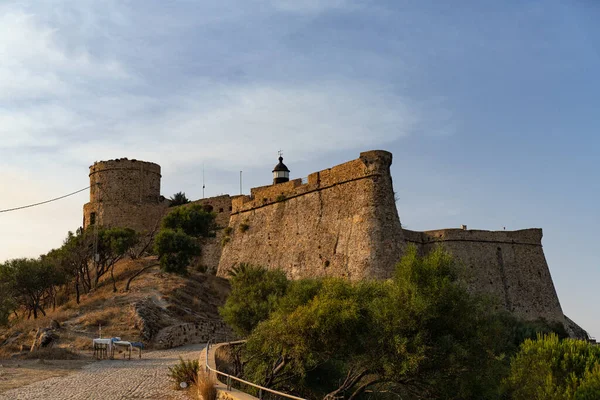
[{"left": 0, "top": 256, "right": 232, "bottom": 358}]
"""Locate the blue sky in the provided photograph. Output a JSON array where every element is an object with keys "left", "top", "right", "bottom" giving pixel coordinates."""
[{"left": 0, "top": 0, "right": 598, "bottom": 337}]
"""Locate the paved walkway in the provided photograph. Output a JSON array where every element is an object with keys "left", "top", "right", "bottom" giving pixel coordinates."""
[{"left": 0, "top": 344, "right": 204, "bottom": 400}]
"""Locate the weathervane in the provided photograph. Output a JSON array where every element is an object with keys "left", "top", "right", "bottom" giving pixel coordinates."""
[{"left": 278, "top": 149, "right": 283, "bottom": 158}]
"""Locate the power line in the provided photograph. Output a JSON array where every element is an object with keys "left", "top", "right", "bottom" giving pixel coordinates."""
[{"left": 0, "top": 186, "right": 91, "bottom": 213}]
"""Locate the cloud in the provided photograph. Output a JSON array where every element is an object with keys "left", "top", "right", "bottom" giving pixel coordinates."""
[
  {"left": 0, "top": 0, "right": 456, "bottom": 260},
  {"left": 0, "top": 7, "right": 127, "bottom": 102},
  {"left": 268, "top": 0, "right": 359, "bottom": 13},
  {"left": 59, "top": 81, "right": 418, "bottom": 170}
]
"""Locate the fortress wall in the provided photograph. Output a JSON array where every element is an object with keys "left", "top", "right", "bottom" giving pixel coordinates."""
[
  {"left": 218, "top": 151, "right": 405, "bottom": 280},
  {"left": 84, "top": 202, "right": 167, "bottom": 233},
  {"left": 185, "top": 195, "right": 234, "bottom": 272},
  {"left": 83, "top": 158, "right": 165, "bottom": 232},
  {"left": 89, "top": 159, "right": 161, "bottom": 204},
  {"left": 403, "top": 228, "right": 564, "bottom": 323}
]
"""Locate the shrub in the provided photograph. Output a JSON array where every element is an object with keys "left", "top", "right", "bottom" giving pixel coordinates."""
[
  {"left": 169, "top": 191, "right": 190, "bottom": 207},
  {"left": 275, "top": 194, "right": 286, "bottom": 202},
  {"left": 196, "top": 370, "right": 217, "bottom": 400},
  {"left": 223, "top": 226, "right": 233, "bottom": 236},
  {"left": 168, "top": 357, "right": 199, "bottom": 389},
  {"left": 505, "top": 333, "right": 600, "bottom": 400},
  {"left": 155, "top": 229, "right": 201, "bottom": 275},
  {"left": 162, "top": 204, "right": 216, "bottom": 238},
  {"left": 219, "top": 265, "right": 289, "bottom": 336},
  {"left": 239, "top": 223, "right": 249, "bottom": 233},
  {"left": 235, "top": 245, "right": 567, "bottom": 399},
  {"left": 221, "top": 236, "right": 231, "bottom": 247}
]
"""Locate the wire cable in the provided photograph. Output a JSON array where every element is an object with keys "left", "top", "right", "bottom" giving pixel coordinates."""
[{"left": 0, "top": 186, "right": 91, "bottom": 213}]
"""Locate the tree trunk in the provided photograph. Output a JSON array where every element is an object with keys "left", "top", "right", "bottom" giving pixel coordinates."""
[
  {"left": 125, "top": 263, "right": 159, "bottom": 291},
  {"left": 347, "top": 379, "right": 384, "bottom": 400},
  {"left": 111, "top": 264, "right": 117, "bottom": 293},
  {"left": 75, "top": 273, "right": 81, "bottom": 304}
]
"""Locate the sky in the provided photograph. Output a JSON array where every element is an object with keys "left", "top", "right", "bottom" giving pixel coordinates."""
[{"left": 0, "top": 0, "right": 598, "bottom": 337}]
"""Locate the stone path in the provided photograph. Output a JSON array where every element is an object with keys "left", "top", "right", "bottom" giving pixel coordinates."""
[{"left": 0, "top": 344, "right": 204, "bottom": 400}]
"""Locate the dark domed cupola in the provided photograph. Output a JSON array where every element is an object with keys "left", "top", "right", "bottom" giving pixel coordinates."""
[{"left": 272, "top": 153, "right": 290, "bottom": 184}]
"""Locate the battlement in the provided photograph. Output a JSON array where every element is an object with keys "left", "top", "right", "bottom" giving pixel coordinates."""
[
  {"left": 232, "top": 150, "right": 393, "bottom": 214},
  {"left": 403, "top": 228, "right": 543, "bottom": 246},
  {"left": 89, "top": 158, "right": 161, "bottom": 176}
]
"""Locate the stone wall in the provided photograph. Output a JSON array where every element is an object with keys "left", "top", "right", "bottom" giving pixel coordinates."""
[
  {"left": 153, "top": 320, "right": 236, "bottom": 349},
  {"left": 185, "top": 195, "right": 235, "bottom": 272},
  {"left": 83, "top": 158, "right": 167, "bottom": 233},
  {"left": 217, "top": 151, "right": 405, "bottom": 280},
  {"left": 403, "top": 228, "right": 565, "bottom": 323}
]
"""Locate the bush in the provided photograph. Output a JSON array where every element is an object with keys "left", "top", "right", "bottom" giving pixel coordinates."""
[
  {"left": 168, "top": 357, "right": 199, "bottom": 389},
  {"left": 505, "top": 333, "right": 600, "bottom": 400},
  {"left": 169, "top": 191, "right": 190, "bottom": 207},
  {"left": 223, "top": 226, "right": 233, "bottom": 236},
  {"left": 221, "top": 236, "right": 231, "bottom": 247},
  {"left": 196, "top": 370, "right": 217, "bottom": 400},
  {"left": 232, "top": 245, "right": 567, "bottom": 399},
  {"left": 239, "top": 223, "right": 249, "bottom": 233},
  {"left": 219, "top": 264, "right": 289, "bottom": 336},
  {"left": 162, "top": 205, "right": 216, "bottom": 238},
  {"left": 155, "top": 229, "right": 201, "bottom": 274}
]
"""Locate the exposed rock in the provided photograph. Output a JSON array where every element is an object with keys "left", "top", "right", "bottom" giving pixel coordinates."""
[
  {"left": 1, "top": 331, "right": 22, "bottom": 347},
  {"left": 49, "top": 320, "right": 60, "bottom": 330},
  {"left": 131, "top": 298, "right": 169, "bottom": 341},
  {"left": 30, "top": 328, "right": 59, "bottom": 352}
]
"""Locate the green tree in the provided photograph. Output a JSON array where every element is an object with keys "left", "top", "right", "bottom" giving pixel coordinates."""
[
  {"left": 154, "top": 229, "right": 200, "bottom": 274},
  {"left": 161, "top": 204, "right": 216, "bottom": 237},
  {"left": 48, "top": 228, "right": 94, "bottom": 303},
  {"left": 219, "top": 264, "right": 289, "bottom": 336},
  {"left": 92, "top": 227, "right": 138, "bottom": 291},
  {"left": 153, "top": 204, "right": 216, "bottom": 275},
  {"left": 506, "top": 333, "right": 600, "bottom": 400},
  {"left": 169, "top": 191, "right": 191, "bottom": 207},
  {"left": 232, "top": 245, "right": 564, "bottom": 400},
  {"left": 0, "top": 258, "right": 63, "bottom": 319},
  {"left": 0, "top": 280, "right": 16, "bottom": 326}
]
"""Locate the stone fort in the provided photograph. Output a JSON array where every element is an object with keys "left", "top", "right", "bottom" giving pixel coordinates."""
[{"left": 82, "top": 150, "right": 577, "bottom": 330}]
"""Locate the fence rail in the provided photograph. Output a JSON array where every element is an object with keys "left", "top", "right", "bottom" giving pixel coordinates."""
[{"left": 205, "top": 340, "right": 306, "bottom": 400}]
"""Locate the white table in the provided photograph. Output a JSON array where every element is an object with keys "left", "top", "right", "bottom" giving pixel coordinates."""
[{"left": 92, "top": 338, "right": 113, "bottom": 359}]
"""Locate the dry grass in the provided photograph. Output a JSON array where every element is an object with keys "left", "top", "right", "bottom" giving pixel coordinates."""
[
  {"left": 80, "top": 307, "right": 120, "bottom": 328},
  {"left": 21, "top": 347, "right": 82, "bottom": 360},
  {"left": 196, "top": 370, "right": 217, "bottom": 400},
  {"left": 1, "top": 255, "right": 232, "bottom": 358}
]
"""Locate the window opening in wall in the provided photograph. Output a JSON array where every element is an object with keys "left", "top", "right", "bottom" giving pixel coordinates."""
[{"left": 90, "top": 212, "right": 96, "bottom": 225}]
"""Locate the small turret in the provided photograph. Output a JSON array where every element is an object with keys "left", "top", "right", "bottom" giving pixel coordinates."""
[{"left": 272, "top": 153, "right": 290, "bottom": 185}]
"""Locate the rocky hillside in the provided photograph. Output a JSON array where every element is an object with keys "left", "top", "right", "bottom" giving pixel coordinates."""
[{"left": 0, "top": 257, "right": 234, "bottom": 358}]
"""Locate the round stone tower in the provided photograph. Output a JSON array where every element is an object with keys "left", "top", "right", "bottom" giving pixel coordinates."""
[{"left": 83, "top": 158, "right": 168, "bottom": 232}]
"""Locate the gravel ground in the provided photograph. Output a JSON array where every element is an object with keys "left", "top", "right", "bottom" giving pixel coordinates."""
[{"left": 0, "top": 344, "right": 204, "bottom": 400}]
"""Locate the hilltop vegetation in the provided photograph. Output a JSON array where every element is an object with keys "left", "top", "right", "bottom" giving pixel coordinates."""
[
  {"left": 219, "top": 246, "right": 595, "bottom": 400},
  {"left": 0, "top": 203, "right": 228, "bottom": 358}
]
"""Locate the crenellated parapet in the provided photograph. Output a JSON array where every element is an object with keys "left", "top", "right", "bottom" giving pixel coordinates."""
[
  {"left": 218, "top": 150, "right": 405, "bottom": 281},
  {"left": 83, "top": 158, "right": 167, "bottom": 232},
  {"left": 403, "top": 228, "right": 544, "bottom": 246},
  {"left": 231, "top": 150, "right": 394, "bottom": 214}
]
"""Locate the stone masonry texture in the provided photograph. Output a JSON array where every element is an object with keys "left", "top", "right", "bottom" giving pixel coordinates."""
[
  {"left": 82, "top": 151, "right": 567, "bottom": 325},
  {"left": 218, "top": 150, "right": 405, "bottom": 281}
]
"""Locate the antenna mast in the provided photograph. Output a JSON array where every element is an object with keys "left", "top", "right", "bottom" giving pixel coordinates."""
[{"left": 202, "top": 164, "right": 205, "bottom": 199}]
